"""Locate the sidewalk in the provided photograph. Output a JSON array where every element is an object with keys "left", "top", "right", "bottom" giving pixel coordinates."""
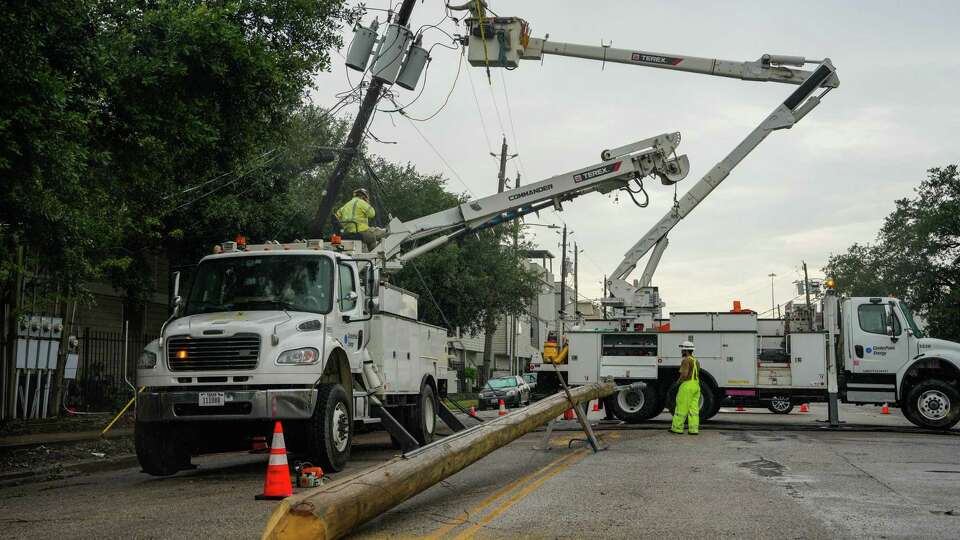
[{"left": 0, "top": 428, "right": 132, "bottom": 450}]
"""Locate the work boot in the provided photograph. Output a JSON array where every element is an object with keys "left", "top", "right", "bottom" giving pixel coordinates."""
[
  {"left": 687, "top": 431, "right": 699, "bottom": 435},
  {"left": 669, "top": 428, "right": 683, "bottom": 434}
]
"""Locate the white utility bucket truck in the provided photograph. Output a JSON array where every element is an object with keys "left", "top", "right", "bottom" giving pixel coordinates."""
[
  {"left": 454, "top": 3, "right": 960, "bottom": 430},
  {"left": 135, "top": 129, "right": 690, "bottom": 476}
]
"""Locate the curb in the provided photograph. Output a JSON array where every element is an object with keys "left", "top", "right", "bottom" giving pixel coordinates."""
[{"left": 0, "top": 454, "right": 139, "bottom": 489}]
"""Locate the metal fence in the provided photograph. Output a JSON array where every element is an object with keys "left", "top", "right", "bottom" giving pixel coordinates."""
[{"left": 64, "top": 329, "right": 156, "bottom": 413}]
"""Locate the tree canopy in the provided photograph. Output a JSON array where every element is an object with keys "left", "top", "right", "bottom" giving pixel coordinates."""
[
  {"left": 0, "top": 0, "right": 359, "bottom": 301},
  {"left": 825, "top": 165, "right": 960, "bottom": 341}
]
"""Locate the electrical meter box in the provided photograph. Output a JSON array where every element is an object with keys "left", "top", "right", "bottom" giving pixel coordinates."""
[{"left": 464, "top": 17, "right": 529, "bottom": 68}]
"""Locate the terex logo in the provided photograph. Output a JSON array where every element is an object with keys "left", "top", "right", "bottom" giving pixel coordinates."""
[
  {"left": 573, "top": 161, "right": 622, "bottom": 184},
  {"left": 508, "top": 183, "right": 553, "bottom": 201},
  {"left": 631, "top": 52, "right": 683, "bottom": 66}
]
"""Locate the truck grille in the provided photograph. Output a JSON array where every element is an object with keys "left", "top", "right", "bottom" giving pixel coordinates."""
[{"left": 167, "top": 334, "right": 261, "bottom": 372}]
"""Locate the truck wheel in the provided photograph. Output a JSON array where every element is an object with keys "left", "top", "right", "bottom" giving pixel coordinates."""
[
  {"left": 767, "top": 397, "right": 794, "bottom": 414},
  {"left": 135, "top": 421, "right": 188, "bottom": 477},
  {"left": 406, "top": 382, "right": 438, "bottom": 445},
  {"left": 307, "top": 383, "right": 352, "bottom": 472},
  {"left": 903, "top": 380, "right": 960, "bottom": 430},
  {"left": 609, "top": 383, "right": 662, "bottom": 423},
  {"left": 667, "top": 380, "right": 718, "bottom": 421}
]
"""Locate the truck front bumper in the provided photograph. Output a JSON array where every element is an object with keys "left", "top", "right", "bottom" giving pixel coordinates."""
[{"left": 137, "top": 388, "right": 318, "bottom": 422}]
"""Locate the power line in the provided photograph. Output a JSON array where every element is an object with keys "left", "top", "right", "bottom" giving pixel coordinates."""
[
  {"left": 401, "top": 115, "right": 475, "bottom": 197},
  {"left": 465, "top": 57, "right": 494, "bottom": 155},
  {"left": 498, "top": 69, "right": 526, "bottom": 178}
]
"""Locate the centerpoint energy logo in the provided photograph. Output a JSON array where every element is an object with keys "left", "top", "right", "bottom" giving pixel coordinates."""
[
  {"left": 573, "top": 161, "right": 622, "bottom": 184},
  {"left": 631, "top": 52, "right": 683, "bottom": 65},
  {"left": 508, "top": 183, "right": 553, "bottom": 201}
]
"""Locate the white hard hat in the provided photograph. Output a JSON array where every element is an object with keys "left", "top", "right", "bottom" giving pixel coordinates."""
[{"left": 679, "top": 341, "right": 695, "bottom": 352}]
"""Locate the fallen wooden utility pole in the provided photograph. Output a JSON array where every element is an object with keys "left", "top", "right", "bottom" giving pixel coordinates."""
[{"left": 262, "top": 381, "right": 616, "bottom": 540}]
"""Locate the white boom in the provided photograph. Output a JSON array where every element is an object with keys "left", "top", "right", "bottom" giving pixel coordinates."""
[
  {"left": 448, "top": 3, "right": 839, "bottom": 318},
  {"left": 606, "top": 61, "right": 837, "bottom": 316},
  {"left": 370, "top": 132, "right": 690, "bottom": 268}
]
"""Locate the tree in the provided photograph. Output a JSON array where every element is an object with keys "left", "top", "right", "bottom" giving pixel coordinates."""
[
  {"left": 825, "top": 165, "right": 960, "bottom": 341},
  {"left": 0, "top": 0, "right": 359, "bottom": 303}
]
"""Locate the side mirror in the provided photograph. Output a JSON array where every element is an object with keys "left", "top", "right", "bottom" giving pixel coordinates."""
[
  {"left": 368, "top": 266, "right": 381, "bottom": 298},
  {"left": 172, "top": 271, "right": 181, "bottom": 298},
  {"left": 172, "top": 271, "right": 182, "bottom": 315}
]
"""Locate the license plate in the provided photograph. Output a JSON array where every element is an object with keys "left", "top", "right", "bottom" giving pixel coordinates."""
[{"left": 199, "top": 392, "right": 225, "bottom": 407}]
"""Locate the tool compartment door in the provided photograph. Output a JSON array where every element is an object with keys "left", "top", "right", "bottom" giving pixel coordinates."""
[
  {"left": 789, "top": 333, "right": 827, "bottom": 388},
  {"left": 599, "top": 333, "right": 658, "bottom": 380},
  {"left": 567, "top": 333, "right": 600, "bottom": 384},
  {"left": 720, "top": 333, "right": 756, "bottom": 387}
]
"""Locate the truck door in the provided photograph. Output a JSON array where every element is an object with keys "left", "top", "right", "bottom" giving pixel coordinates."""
[
  {"left": 848, "top": 299, "right": 908, "bottom": 378},
  {"left": 336, "top": 260, "right": 365, "bottom": 371}
]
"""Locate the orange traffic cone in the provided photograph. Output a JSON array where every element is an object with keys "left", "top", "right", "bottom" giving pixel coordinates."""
[
  {"left": 563, "top": 408, "right": 575, "bottom": 420},
  {"left": 498, "top": 399, "right": 507, "bottom": 416},
  {"left": 736, "top": 404, "right": 746, "bottom": 412},
  {"left": 255, "top": 421, "right": 293, "bottom": 500},
  {"left": 250, "top": 435, "right": 268, "bottom": 454},
  {"left": 469, "top": 406, "right": 477, "bottom": 417},
  {"left": 592, "top": 401, "right": 600, "bottom": 412},
  {"left": 799, "top": 403, "right": 809, "bottom": 413},
  {"left": 881, "top": 403, "right": 890, "bottom": 415}
]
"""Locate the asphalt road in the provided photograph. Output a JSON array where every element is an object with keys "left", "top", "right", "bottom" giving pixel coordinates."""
[{"left": 2, "top": 404, "right": 958, "bottom": 539}]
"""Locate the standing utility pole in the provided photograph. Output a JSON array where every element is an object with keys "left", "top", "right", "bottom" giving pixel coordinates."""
[
  {"left": 573, "top": 242, "right": 579, "bottom": 320},
  {"left": 768, "top": 273, "right": 777, "bottom": 317},
  {"left": 602, "top": 274, "right": 608, "bottom": 319},
  {"left": 803, "top": 261, "right": 813, "bottom": 331},
  {"left": 559, "top": 225, "right": 568, "bottom": 333},
  {"left": 310, "top": 0, "right": 419, "bottom": 238},
  {"left": 510, "top": 171, "right": 520, "bottom": 375}
]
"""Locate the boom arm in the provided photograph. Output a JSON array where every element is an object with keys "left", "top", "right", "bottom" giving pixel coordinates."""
[
  {"left": 370, "top": 133, "right": 690, "bottom": 267},
  {"left": 606, "top": 61, "right": 837, "bottom": 308}
]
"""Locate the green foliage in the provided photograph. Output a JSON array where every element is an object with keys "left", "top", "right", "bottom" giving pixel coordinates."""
[
  {"left": 825, "top": 165, "right": 960, "bottom": 341},
  {"left": 0, "top": 0, "right": 358, "bottom": 302}
]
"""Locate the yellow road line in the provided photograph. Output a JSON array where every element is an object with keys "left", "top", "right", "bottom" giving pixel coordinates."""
[
  {"left": 421, "top": 451, "right": 577, "bottom": 540},
  {"left": 450, "top": 449, "right": 589, "bottom": 540}
]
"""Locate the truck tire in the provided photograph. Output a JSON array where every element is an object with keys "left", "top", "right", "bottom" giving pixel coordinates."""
[
  {"left": 135, "top": 421, "right": 188, "bottom": 477},
  {"left": 903, "top": 380, "right": 960, "bottom": 430},
  {"left": 307, "top": 383, "right": 352, "bottom": 472},
  {"left": 666, "top": 380, "right": 718, "bottom": 422},
  {"left": 406, "top": 381, "right": 438, "bottom": 445},
  {"left": 767, "top": 397, "right": 794, "bottom": 414},
  {"left": 608, "top": 382, "right": 662, "bottom": 423}
]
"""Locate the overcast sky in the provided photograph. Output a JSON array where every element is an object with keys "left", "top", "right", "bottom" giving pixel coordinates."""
[{"left": 313, "top": 0, "right": 960, "bottom": 316}]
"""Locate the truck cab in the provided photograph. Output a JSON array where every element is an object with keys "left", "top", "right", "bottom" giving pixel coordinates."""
[
  {"left": 839, "top": 296, "right": 960, "bottom": 429},
  {"left": 136, "top": 239, "right": 449, "bottom": 476}
]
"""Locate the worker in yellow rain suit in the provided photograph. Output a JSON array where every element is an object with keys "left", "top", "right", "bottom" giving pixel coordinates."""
[
  {"left": 335, "top": 188, "right": 383, "bottom": 250},
  {"left": 670, "top": 341, "right": 701, "bottom": 435}
]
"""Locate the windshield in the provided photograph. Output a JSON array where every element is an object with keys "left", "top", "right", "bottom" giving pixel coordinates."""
[
  {"left": 898, "top": 301, "right": 925, "bottom": 338},
  {"left": 485, "top": 378, "right": 518, "bottom": 389},
  {"left": 185, "top": 255, "right": 334, "bottom": 315}
]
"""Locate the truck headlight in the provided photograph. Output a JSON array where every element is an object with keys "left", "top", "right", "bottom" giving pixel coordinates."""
[
  {"left": 138, "top": 350, "right": 157, "bottom": 369},
  {"left": 277, "top": 348, "right": 319, "bottom": 365}
]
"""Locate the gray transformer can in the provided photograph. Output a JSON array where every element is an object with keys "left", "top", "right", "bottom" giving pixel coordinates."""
[
  {"left": 371, "top": 24, "right": 413, "bottom": 84},
  {"left": 396, "top": 42, "right": 430, "bottom": 90},
  {"left": 346, "top": 20, "right": 380, "bottom": 72}
]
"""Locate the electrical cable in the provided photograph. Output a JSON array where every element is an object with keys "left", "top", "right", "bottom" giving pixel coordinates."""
[
  {"left": 400, "top": 113, "right": 475, "bottom": 197},
  {"left": 498, "top": 69, "right": 526, "bottom": 178},
  {"left": 398, "top": 50, "right": 464, "bottom": 121},
  {"left": 465, "top": 59, "right": 495, "bottom": 155}
]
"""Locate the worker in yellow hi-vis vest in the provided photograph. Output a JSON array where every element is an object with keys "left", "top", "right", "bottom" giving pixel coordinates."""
[
  {"left": 335, "top": 188, "right": 384, "bottom": 250},
  {"left": 671, "top": 341, "right": 701, "bottom": 435}
]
